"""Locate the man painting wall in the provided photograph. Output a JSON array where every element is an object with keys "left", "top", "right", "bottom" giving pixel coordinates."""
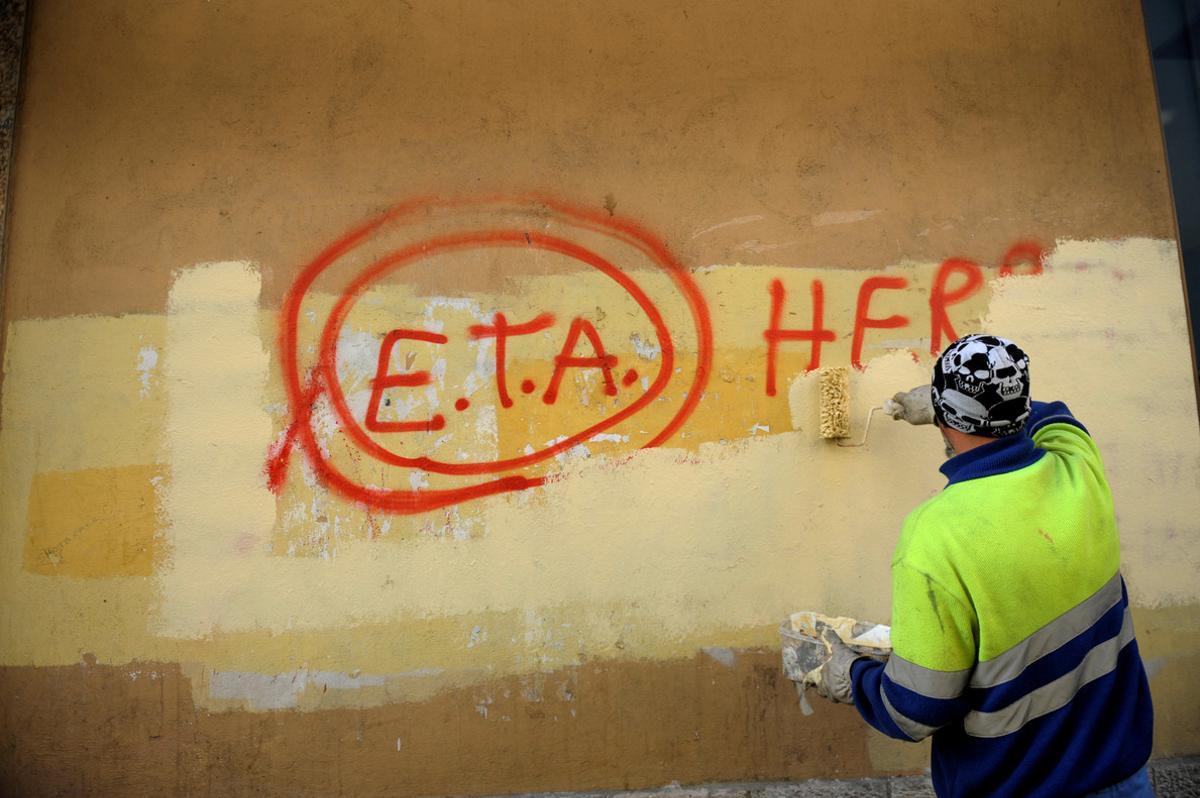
[{"left": 815, "top": 334, "right": 1156, "bottom": 798}]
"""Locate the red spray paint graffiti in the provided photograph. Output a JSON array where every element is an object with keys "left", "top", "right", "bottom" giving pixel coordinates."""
[
  {"left": 467, "top": 312, "right": 555, "bottom": 408},
  {"left": 999, "top": 241, "right": 1045, "bottom": 278},
  {"left": 365, "top": 329, "right": 450, "bottom": 433},
  {"left": 266, "top": 196, "right": 713, "bottom": 514},
  {"left": 763, "top": 242, "right": 1045, "bottom": 391},
  {"left": 850, "top": 276, "right": 910, "bottom": 369},
  {"left": 267, "top": 200, "right": 1041, "bottom": 514},
  {"left": 929, "top": 259, "right": 985, "bottom": 356},
  {"left": 763, "top": 279, "right": 835, "bottom": 397}
]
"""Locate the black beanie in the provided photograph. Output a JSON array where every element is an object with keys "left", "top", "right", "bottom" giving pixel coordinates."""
[{"left": 932, "top": 334, "right": 1031, "bottom": 437}]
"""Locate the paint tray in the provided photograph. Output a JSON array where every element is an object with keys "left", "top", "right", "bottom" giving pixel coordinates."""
[{"left": 780, "top": 611, "right": 891, "bottom": 714}]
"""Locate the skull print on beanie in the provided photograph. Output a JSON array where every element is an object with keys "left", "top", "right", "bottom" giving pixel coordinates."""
[{"left": 932, "top": 334, "right": 1031, "bottom": 437}]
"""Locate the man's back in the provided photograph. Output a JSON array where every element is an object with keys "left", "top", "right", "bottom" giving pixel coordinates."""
[{"left": 851, "top": 401, "right": 1154, "bottom": 797}]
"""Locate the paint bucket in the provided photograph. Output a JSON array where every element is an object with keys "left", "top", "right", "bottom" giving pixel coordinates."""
[{"left": 780, "top": 611, "right": 891, "bottom": 715}]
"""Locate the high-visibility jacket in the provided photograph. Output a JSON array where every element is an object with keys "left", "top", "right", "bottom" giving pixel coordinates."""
[{"left": 851, "top": 401, "right": 1153, "bottom": 798}]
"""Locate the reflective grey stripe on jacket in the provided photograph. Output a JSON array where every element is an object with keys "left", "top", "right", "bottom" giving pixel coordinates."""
[
  {"left": 879, "top": 684, "right": 939, "bottom": 741},
  {"left": 970, "top": 570, "right": 1124, "bottom": 690},
  {"left": 885, "top": 653, "right": 971, "bottom": 699},
  {"left": 963, "top": 609, "right": 1135, "bottom": 738},
  {"left": 884, "top": 574, "right": 1124, "bottom": 698},
  {"left": 878, "top": 570, "right": 1130, "bottom": 741},
  {"left": 877, "top": 653, "right": 971, "bottom": 740}
]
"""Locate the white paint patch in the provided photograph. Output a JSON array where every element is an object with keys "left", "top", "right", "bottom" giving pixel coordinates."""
[
  {"left": 462, "top": 335, "right": 495, "bottom": 397},
  {"left": 519, "top": 672, "right": 546, "bottom": 703},
  {"left": 629, "top": 332, "right": 661, "bottom": 361},
  {"left": 393, "top": 667, "right": 446, "bottom": 679},
  {"left": 136, "top": 346, "right": 158, "bottom": 398},
  {"left": 475, "top": 405, "right": 499, "bottom": 444},
  {"left": 702, "top": 647, "right": 736, "bottom": 668},
  {"left": 812, "top": 209, "right": 882, "bottom": 226},
  {"left": 439, "top": 505, "right": 475, "bottom": 541},
  {"left": 748, "top": 424, "right": 770, "bottom": 435},
  {"left": 546, "top": 435, "right": 591, "bottom": 464},
  {"left": 335, "top": 329, "right": 381, "bottom": 386},
  {"left": 690, "top": 214, "right": 764, "bottom": 239},
  {"left": 588, "top": 433, "right": 629, "bottom": 444},
  {"left": 208, "top": 669, "right": 307, "bottom": 711},
  {"left": 204, "top": 668, "right": 388, "bottom": 712},
  {"left": 430, "top": 358, "right": 447, "bottom": 390},
  {"left": 426, "top": 296, "right": 481, "bottom": 313},
  {"left": 421, "top": 296, "right": 485, "bottom": 335},
  {"left": 308, "top": 395, "right": 342, "bottom": 457},
  {"left": 311, "top": 670, "right": 387, "bottom": 690},
  {"left": 734, "top": 239, "right": 802, "bottom": 253}
]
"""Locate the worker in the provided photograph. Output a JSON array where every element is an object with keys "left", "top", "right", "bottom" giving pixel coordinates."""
[{"left": 815, "top": 334, "right": 1155, "bottom": 798}]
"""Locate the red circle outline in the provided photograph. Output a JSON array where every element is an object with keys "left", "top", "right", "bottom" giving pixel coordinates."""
[
  {"left": 272, "top": 195, "right": 713, "bottom": 514},
  {"left": 320, "top": 230, "right": 674, "bottom": 475}
]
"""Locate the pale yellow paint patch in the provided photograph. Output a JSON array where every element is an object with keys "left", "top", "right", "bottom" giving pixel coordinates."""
[
  {"left": 0, "top": 240, "right": 1196, "bottom": 720},
  {"left": 157, "top": 412, "right": 936, "bottom": 641},
  {"left": 0, "top": 312, "right": 170, "bottom": 664},
  {"left": 986, "top": 238, "right": 1200, "bottom": 607},
  {"left": 1, "top": 313, "right": 166, "bottom": 472},
  {"left": 148, "top": 251, "right": 943, "bottom": 639},
  {"left": 155, "top": 261, "right": 278, "bottom": 637},
  {"left": 265, "top": 258, "right": 989, "bottom": 554},
  {"left": 24, "top": 464, "right": 164, "bottom": 577}
]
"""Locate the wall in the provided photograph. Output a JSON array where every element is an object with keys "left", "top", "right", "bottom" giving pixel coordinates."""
[{"left": 1, "top": 1, "right": 1198, "bottom": 795}]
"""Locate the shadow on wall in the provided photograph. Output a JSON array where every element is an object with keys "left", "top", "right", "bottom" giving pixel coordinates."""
[{"left": 1143, "top": 0, "right": 1200, "bottom": 377}]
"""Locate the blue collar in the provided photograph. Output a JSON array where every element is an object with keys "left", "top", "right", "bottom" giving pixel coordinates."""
[{"left": 939, "top": 433, "right": 1045, "bottom": 487}]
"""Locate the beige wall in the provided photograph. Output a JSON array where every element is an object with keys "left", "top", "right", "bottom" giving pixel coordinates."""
[{"left": 2, "top": 1, "right": 1197, "bottom": 795}]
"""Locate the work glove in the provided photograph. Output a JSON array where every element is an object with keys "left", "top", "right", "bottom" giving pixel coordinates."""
[
  {"left": 814, "top": 628, "right": 862, "bottom": 704},
  {"left": 885, "top": 385, "right": 935, "bottom": 425}
]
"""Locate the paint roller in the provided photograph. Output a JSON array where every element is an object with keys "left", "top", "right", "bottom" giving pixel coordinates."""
[{"left": 818, "top": 366, "right": 898, "bottom": 447}]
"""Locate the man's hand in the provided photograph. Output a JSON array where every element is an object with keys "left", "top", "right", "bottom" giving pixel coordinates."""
[
  {"left": 814, "top": 628, "right": 861, "bottom": 704},
  {"left": 885, "top": 385, "right": 935, "bottom": 425}
]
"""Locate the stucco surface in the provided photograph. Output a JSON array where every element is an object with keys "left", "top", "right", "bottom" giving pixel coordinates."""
[{"left": 1, "top": 1, "right": 1196, "bottom": 796}]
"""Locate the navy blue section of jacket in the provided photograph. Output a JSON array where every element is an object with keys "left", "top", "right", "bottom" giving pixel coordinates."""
[
  {"left": 937, "top": 401, "right": 1085, "bottom": 487},
  {"left": 851, "top": 603, "right": 1152, "bottom": 797},
  {"left": 929, "top": 642, "right": 1151, "bottom": 798},
  {"left": 848, "top": 401, "right": 1153, "bottom": 797}
]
